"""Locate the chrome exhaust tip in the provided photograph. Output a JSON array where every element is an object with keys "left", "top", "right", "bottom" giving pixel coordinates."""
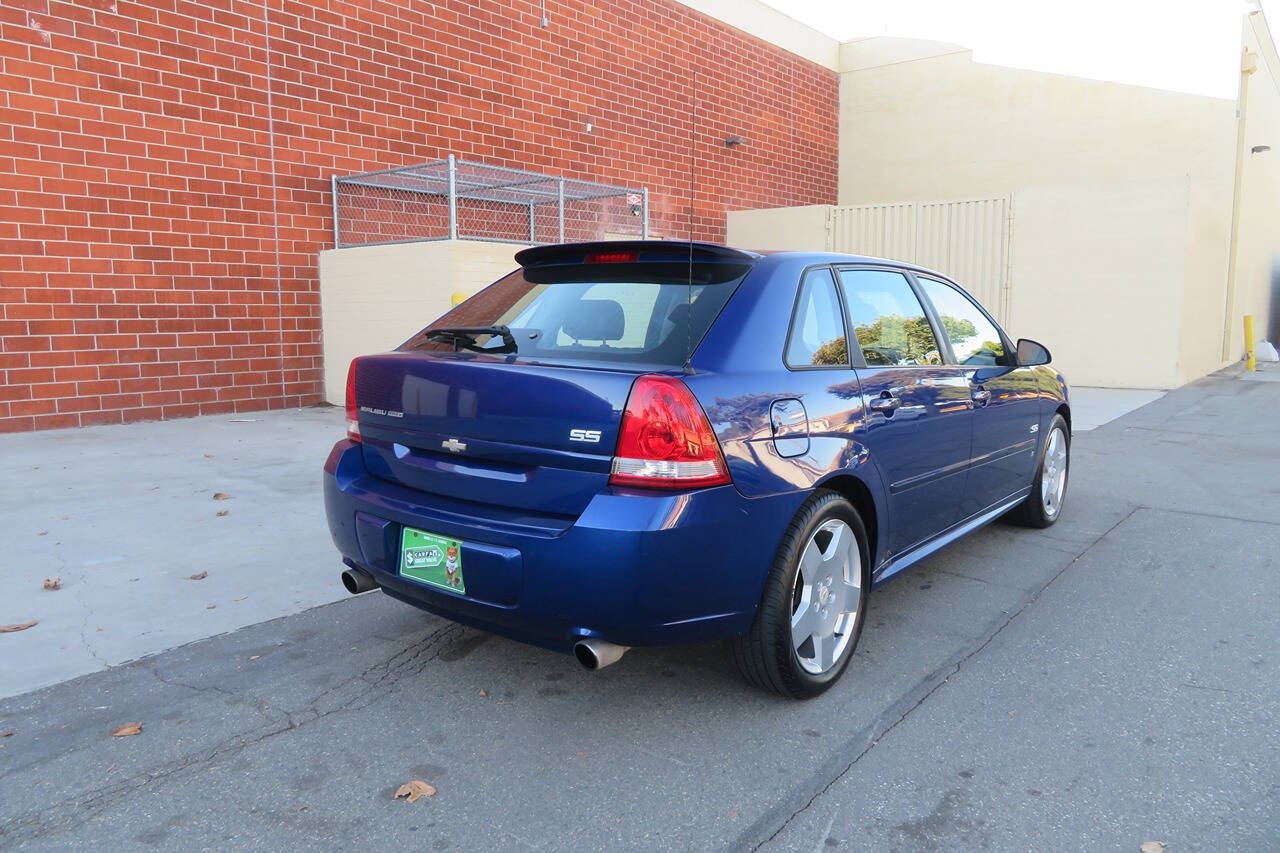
[
  {"left": 341, "top": 567, "right": 378, "bottom": 595},
  {"left": 573, "top": 639, "right": 630, "bottom": 671}
]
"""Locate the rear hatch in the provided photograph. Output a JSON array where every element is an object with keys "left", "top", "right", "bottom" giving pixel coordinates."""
[{"left": 352, "top": 241, "right": 755, "bottom": 517}]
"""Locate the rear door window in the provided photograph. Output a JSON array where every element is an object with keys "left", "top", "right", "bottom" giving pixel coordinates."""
[
  {"left": 406, "top": 262, "right": 749, "bottom": 367},
  {"left": 786, "top": 267, "right": 849, "bottom": 368},
  {"left": 837, "top": 269, "right": 943, "bottom": 366}
]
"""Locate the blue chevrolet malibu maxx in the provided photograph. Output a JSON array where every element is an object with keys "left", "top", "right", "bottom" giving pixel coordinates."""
[{"left": 324, "top": 241, "right": 1069, "bottom": 698}]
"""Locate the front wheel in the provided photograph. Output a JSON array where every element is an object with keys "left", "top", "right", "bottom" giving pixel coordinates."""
[
  {"left": 1009, "top": 414, "right": 1070, "bottom": 528},
  {"left": 731, "top": 491, "right": 871, "bottom": 699}
]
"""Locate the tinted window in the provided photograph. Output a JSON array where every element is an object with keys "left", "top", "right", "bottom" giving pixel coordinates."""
[
  {"left": 551, "top": 282, "right": 659, "bottom": 348},
  {"left": 786, "top": 267, "right": 848, "bottom": 367},
  {"left": 838, "top": 269, "right": 942, "bottom": 366},
  {"left": 915, "top": 277, "right": 1009, "bottom": 366},
  {"left": 405, "top": 263, "right": 748, "bottom": 367}
]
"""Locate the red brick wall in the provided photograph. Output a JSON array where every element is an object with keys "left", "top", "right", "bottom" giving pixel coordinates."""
[{"left": 0, "top": 0, "right": 838, "bottom": 432}]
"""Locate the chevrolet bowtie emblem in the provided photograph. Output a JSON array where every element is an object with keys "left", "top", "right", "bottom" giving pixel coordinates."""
[{"left": 441, "top": 438, "right": 467, "bottom": 453}]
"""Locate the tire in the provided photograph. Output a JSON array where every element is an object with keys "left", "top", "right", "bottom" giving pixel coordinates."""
[
  {"left": 1008, "top": 413, "right": 1070, "bottom": 528},
  {"left": 731, "top": 490, "right": 871, "bottom": 699}
]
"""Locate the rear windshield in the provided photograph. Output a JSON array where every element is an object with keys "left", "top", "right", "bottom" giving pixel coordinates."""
[{"left": 404, "top": 262, "right": 750, "bottom": 367}]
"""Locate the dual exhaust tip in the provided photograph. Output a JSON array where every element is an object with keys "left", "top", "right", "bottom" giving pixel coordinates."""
[{"left": 339, "top": 569, "right": 628, "bottom": 670}]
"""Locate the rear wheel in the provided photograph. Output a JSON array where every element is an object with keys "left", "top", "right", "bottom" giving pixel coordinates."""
[
  {"left": 1009, "top": 414, "right": 1070, "bottom": 528},
  {"left": 731, "top": 491, "right": 870, "bottom": 699}
]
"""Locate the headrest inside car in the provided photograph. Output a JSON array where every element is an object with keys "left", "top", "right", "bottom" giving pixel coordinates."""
[{"left": 563, "top": 299, "right": 625, "bottom": 342}]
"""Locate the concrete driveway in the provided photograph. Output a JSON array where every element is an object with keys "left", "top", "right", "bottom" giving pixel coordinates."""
[
  {"left": 0, "top": 407, "right": 347, "bottom": 697},
  {"left": 0, "top": 369, "right": 1276, "bottom": 850}
]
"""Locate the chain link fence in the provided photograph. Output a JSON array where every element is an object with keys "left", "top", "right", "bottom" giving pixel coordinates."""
[{"left": 331, "top": 156, "right": 648, "bottom": 248}]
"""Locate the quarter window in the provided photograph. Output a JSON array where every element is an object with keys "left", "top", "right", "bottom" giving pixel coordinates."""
[
  {"left": 914, "top": 277, "right": 1009, "bottom": 366},
  {"left": 786, "top": 267, "right": 849, "bottom": 368},
  {"left": 838, "top": 269, "right": 942, "bottom": 366}
]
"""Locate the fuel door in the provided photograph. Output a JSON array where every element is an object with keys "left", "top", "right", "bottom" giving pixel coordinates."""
[{"left": 770, "top": 398, "right": 809, "bottom": 458}]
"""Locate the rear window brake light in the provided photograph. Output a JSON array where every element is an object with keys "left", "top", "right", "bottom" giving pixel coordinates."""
[{"left": 586, "top": 250, "right": 638, "bottom": 264}]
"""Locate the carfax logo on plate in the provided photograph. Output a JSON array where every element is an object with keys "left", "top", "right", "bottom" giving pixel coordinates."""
[{"left": 404, "top": 545, "right": 442, "bottom": 567}]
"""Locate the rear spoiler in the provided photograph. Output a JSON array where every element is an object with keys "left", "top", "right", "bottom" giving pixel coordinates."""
[{"left": 514, "top": 241, "right": 759, "bottom": 268}]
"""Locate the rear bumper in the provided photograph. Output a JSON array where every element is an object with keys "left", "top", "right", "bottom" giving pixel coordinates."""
[{"left": 323, "top": 440, "right": 803, "bottom": 652}]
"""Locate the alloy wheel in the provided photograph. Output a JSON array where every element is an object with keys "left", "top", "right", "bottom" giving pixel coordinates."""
[
  {"left": 790, "top": 518, "right": 862, "bottom": 675},
  {"left": 1040, "top": 426, "right": 1068, "bottom": 519}
]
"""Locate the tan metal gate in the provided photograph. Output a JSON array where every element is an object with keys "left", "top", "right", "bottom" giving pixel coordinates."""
[{"left": 827, "top": 196, "right": 1012, "bottom": 322}]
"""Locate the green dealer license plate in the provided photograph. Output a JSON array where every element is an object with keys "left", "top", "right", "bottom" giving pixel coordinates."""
[{"left": 399, "top": 527, "right": 465, "bottom": 595}]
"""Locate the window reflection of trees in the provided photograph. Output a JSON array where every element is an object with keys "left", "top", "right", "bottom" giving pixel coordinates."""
[
  {"left": 848, "top": 313, "right": 1006, "bottom": 367},
  {"left": 852, "top": 314, "right": 949, "bottom": 366},
  {"left": 802, "top": 314, "right": 1009, "bottom": 369},
  {"left": 810, "top": 336, "right": 848, "bottom": 366}
]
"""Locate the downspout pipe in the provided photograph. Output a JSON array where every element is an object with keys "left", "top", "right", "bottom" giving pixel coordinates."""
[{"left": 1222, "top": 44, "right": 1258, "bottom": 362}]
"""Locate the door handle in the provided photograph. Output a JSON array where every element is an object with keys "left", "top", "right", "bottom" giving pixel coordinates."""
[
  {"left": 869, "top": 393, "right": 901, "bottom": 414},
  {"left": 971, "top": 386, "right": 992, "bottom": 406}
]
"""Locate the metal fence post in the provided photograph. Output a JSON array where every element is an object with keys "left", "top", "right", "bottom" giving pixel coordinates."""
[
  {"left": 557, "top": 179, "right": 565, "bottom": 243},
  {"left": 641, "top": 188, "right": 649, "bottom": 240},
  {"left": 528, "top": 202, "right": 536, "bottom": 243},
  {"left": 331, "top": 175, "right": 341, "bottom": 248},
  {"left": 447, "top": 154, "right": 458, "bottom": 240}
]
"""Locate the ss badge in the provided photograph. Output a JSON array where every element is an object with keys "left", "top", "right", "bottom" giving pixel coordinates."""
[{"left": 569, "top": 428, "right": 602, "bottom": 443}]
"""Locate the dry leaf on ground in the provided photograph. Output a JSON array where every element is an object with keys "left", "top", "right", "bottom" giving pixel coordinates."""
[
  {"left": 0, "top": 620, "right": 37, "bottom": 633},
  {"left": 212, "top": 492, "right": 229, "bottom": 501},
  {"left": 42, "top": 577, "right": 61, "bottom": 591},
  {"left": 1, "top": 729, "right": 14, "bottom": 737},
  {"left": 37, "top": 531, "right": 48, "bottom": 536},
  {"left": 203, "top": 453, "right": 214, "bottom": 458},
  {"left": 111, "top": 722, "right": 142, "bottom": 737},
  {"left": 393, "top": 780, "right": 437, "bottom": 803},
  {"left": 206, "top": 604, "right": 216, "bottom": 610},
  {"left": 215, "top": 510, "right": 228, "bottom": 517},
  {"left": 189, "top": 571, "right": 208, "bottom": 581},
  {"left": 1140, "top": 844, "right": 1167, "bottom": 853},
  {"left": 478, "top": 688, "right": 488, "bottom": 698}
]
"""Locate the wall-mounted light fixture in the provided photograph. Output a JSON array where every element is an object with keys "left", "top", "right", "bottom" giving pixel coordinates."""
[
  {"left": 1251, "top": 145, "right": 1271, "bottom": 154},
  {"left": 724, "top": 135, "right": 746, "bottom": 148}
]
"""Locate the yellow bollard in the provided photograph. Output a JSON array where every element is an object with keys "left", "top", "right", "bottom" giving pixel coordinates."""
[
  {"left": 451, "top": 290, "right": 466, "bottom": 307},
  {"left": 1244, "top": 314, "right": 1255, "bottom": 371}
]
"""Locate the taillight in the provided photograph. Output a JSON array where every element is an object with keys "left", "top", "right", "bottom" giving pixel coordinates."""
[
  {"left": 345, "top": 358, "right": 361, "bottom": 443},
  {"left": 609, "top": 374, "right": 731, "bottom": 490}
]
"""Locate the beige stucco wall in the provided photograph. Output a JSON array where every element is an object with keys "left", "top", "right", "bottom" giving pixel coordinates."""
[
  {"left": 726, "top": 204, "right": 831, "bottom": 251},
  {"left": 1229, "top": 14, "right": 1280, "bottom": 357},
  {"left": 836, "top": 39, "right": 1238, "bottom": 388},
  {"left": 672, "top": 0, "right": 838, "bottom": 70},
  {"left": 318, "top": 239, "right": 525, "bottom": 404},
  {"left": 1010, "top": 179, "right": 1190, "bottom": 388}
]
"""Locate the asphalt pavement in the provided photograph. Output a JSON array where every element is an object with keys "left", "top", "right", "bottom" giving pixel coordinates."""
[{"left": 0, "top": 367, "right": 1276, "bottom": 850}]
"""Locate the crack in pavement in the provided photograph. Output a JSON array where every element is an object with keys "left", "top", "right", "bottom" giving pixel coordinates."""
[
  {"left": 61, "top": 551, "right": 112, "bottom": 672},
  {"left": 740, "top": 506, "right": 1141, "bottom": 852},
  {"left": 0, "top": 619, "right": 470, "bottom": 846},
  {"left": 148, "top": 667, "right": 292, "bottom": 729},
  {"left": 1139, "top": 505, "right": 1280, "bottom": 529},
  {"left": 926, "top": 567, "right": 1003, "bottom": 587}
]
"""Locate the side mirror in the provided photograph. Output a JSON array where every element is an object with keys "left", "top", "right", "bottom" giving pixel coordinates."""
[{"left": 1016, "top": 338, "right": 1051, "bottom": 367}]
